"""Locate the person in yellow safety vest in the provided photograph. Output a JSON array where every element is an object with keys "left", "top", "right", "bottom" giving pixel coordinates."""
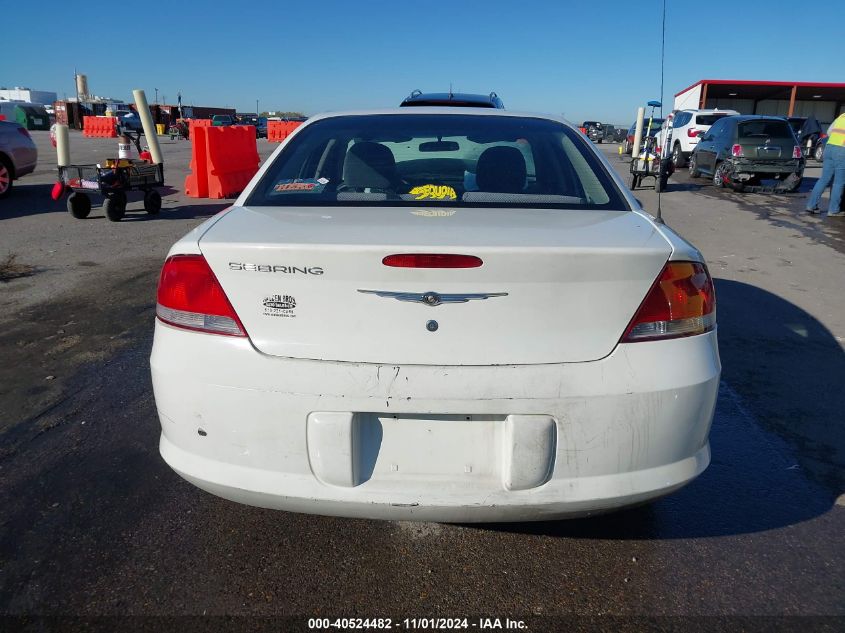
[{"left": 806, "top": 112, "right": 845, "bottom": 216}]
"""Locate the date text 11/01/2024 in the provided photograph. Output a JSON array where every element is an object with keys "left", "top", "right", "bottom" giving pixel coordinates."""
[{"left": 307, "top": 618, "right": 528, "bottom": 630}]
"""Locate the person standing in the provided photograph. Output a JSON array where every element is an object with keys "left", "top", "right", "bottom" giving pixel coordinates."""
[{"left": 806, "top": 111, "right": 845, "bottom": 216}]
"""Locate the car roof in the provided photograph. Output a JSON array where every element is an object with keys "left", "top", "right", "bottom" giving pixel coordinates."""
[
  {"left": 400, "top": 91, "right": 504, "bottom": 109},
  {"left": 303, "top": 107, "right": 573, "bottom": 128},
  {"left": 728, "top": 115, "right": 792, "bottom": 122},
  {"left": 677, "top": 108, "right": 738, "bottom": 114}
]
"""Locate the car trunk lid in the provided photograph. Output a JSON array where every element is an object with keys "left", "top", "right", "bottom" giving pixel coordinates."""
[{"left": 198, "top": 206, "right": 672, "bottom": 365}]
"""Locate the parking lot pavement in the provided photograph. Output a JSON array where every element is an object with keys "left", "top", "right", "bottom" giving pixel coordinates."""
[{"left": 1, "top": 135, "right": 844, "bottom": 627}]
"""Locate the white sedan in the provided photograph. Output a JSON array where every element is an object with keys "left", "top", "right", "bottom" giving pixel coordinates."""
[{"left": 151, "top": 108, "right": 719, "bottom": 522}]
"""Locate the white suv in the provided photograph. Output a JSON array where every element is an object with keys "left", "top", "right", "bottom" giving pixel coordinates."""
[{"left": 666, "top": 109, "right": 739, "bottom": 167}]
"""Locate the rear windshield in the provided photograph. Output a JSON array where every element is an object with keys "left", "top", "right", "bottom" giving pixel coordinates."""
[
  {"left": 738, "top": 120, "right": 793, "bottom": 139},
  {"left": 246, "top": 114, "right": 628, "bottom": 210},
  {"left": 787, "top": 118, "right": 805, "bottom": 132},
  {"left": 695, "top": 113, "right": 730, "bottom": 126}
]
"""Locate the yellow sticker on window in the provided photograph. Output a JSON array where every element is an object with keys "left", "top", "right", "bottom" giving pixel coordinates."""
[{"left": 410, "top": 184, "right": 457, "bottom": 200}]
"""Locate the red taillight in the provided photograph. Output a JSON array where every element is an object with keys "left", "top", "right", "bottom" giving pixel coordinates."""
[
  {"left": 792, "top": 145, "right": 802, "bottom": 159},
  {"left": 687, "top": 128, "right": 699, "bottom": 138},
  {"left": 156, "top": 254, "right": 246, "bottom": 336},
  {"left": 622, "top": 262, "right": 716, "bottom": 342},
  {"left": 382, "top": 254, "right": 483, "bottom": 268},
  {"left": 731, "top": 144, "right": 744, "bottom": 157},
  {"left": 17, "top": 127, "right": 31, "bottom": 139}
]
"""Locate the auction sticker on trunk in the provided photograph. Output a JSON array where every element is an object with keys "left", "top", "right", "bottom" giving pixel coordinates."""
[{"left": 263, "top": 294, "right": 297, "bottom": 318}]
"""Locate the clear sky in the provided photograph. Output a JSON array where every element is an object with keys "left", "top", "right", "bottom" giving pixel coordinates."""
[{"left": 5, "top": 0, "right": 844, "bottom": 124}]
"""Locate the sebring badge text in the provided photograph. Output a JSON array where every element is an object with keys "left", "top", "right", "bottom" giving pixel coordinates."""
[{"left": 229, "top": 262, "right": 324, "bottom": 275}]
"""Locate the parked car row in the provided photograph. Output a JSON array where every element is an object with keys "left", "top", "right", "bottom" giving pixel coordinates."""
[
  {"left": 658, "top": 108, "right": 830, "bottom": 169},
  {"left": 686, "top": 115, "right": 805, "bottom": 192},
  {"left": 581, "top": 121, "right": 605, "bottom": 143},
  {"left": 213, "top": 114, "right": 269, "bottom": 138},
  {"left": 576, "top": 122, "right": 628, "bottom": 144}
]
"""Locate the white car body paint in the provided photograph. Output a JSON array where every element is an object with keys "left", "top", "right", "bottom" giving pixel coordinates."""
[{"left": 153, "top": 109, "right": 720, "bottom": 522}]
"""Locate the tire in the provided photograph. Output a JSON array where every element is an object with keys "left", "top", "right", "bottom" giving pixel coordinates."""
[
  {"left": 672, "top": 143, "right": 686, "bottom": 168},
  {"left": 713, "top": 163, "right": 727, "bottom": 188},
  {"left": 688, "top": 154, "right": 701, "bottom": 178},
  {"left": 67, "top": 192, "right": 91, "bottom": 219},
  {"left": 104, "top": 191, "right": 127, "bottom": 222},
  {"left": 0, "top": 156, "right": 13, "bottom": 199},
  {"left": 143, "top": 190, "right": 162, "bottom": 214},
  {"left": 814, "top": 144, "right": 824, "bottom": 162}
]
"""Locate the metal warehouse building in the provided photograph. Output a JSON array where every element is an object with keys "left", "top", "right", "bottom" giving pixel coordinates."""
[
  {"left": 0, "top": 87, "right": 58, "bottom": 106},
  {"left": 673, "top": 79, "right": 845, "bottom": 124}
]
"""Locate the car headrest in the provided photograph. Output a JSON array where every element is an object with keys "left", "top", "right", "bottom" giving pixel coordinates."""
[
  {"left": 342, "top": 142, "right": 397, "bottom": 190},
  {"left": 476, "top": 146, "right": 527, "bottom": 194}
]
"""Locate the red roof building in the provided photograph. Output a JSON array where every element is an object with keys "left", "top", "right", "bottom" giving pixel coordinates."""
[{"left": 673, "top": 79, "right": 845, "bottom": 124}]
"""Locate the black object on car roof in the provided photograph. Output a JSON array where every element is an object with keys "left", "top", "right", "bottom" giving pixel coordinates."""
[{"left": 400, "top": 90, "right": 504, "bottom": 109}]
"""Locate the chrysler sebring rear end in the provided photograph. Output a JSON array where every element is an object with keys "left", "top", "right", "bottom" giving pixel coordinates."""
[{"left": 151, "top": 110, "right": 719, "bottom": 522}]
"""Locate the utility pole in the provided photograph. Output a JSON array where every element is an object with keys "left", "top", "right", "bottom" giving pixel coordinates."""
[{"left": 154, "top": 88, "right": 159, "bottom": 104}]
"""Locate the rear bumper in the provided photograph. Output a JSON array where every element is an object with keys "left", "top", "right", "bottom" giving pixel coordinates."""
[
  {"left": 162, "top": 436, "right": 709, "bottom": 522},
  {"left": 729, "top": 158, "right": 803, "bottom": 176},
  {"left": 151, "top": 322, "right": 720, "bottom": 522}
]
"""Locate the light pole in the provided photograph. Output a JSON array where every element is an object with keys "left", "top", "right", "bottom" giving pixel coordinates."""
[
  {"left": 256, "top": 99, "right": 259, "bottom": 116},
  {"left": 154, "top": 88, "right": 159, "bottom": 104}
]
